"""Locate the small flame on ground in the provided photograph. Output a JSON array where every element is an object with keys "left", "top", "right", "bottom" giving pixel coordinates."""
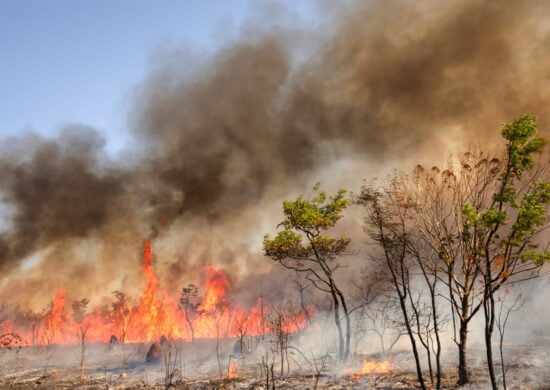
[
  {"left": 228, "top": 360, "right": 240, "bottom": 379},
  {"left": 349, "top": 357, "right": 392, "bottom": 380}
]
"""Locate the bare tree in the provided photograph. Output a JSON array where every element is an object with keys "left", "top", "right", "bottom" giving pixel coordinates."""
[
  {"left": 496, "top": 292, "right": 524, "bottom": 390},
  {"left": 364, "top": 296, "right": 406, "bottom": 354},
  {"left": 232, "top": 310, "right": 250, "bottom": 357},
  {"left": 41, "top": 291, "right": 66, "bottom": 348},
  {"left": 359, "top": 185, "right": 429, "bottom": 390},
  {"left": 178, "top": 284, "right": 200, "bottom": 343},
  {"left": 110, "top": 291, "right": 135, "bottom": 376},
  {"left": 161, "top": 337, "right": 181, "bottom": 387},
  {"left": 16, "top": 309, "right": 42, "bottom": 347},
  {"left": 111, "top": 291, "right": 133, "bottom": 345},
  {"left": 267, "top": 301, "right": 299, "bottom": 379},
  {"left": 71, "top": 298, "right": 90, "bottom": 382}
]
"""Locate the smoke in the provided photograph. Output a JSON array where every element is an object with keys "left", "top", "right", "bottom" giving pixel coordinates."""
[{"left": 1, "top": 0, "right": 549, "bottom": 307}]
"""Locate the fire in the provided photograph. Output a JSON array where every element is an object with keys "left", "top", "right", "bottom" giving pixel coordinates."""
[
  {"left": 350, "top": 357, "right": 392, "bottom": 380},
  {"left": 135, "top": 241, "right": 160, "bottom": 340},
  {"left": 42, "top": 288, "right": 66, "bottom": 345},
  {"left": 1, "top": 241, "right": 314, "bottom": 346},
  {"left": 228, "top": 359, "right": 240, "bottom": 379},
  {"left": 199, "top": 264, "right": 230, "bottom": 313}
]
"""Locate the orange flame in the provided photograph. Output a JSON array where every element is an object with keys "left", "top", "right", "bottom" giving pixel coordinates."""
[
  {"left": 42, "top": 288, "right": 66, "bottom": 345},
  {"left": 228, "top": 360, "right": 240, "bottom": 379},
  {"left": 134, "top": 241, "right": 160, "bottom": 340},
  {"left": 199, "top": 264, "right": 230, "bottom": 313},
  {"left": 2, "top": 242, "right": 315, "bottom": 346},
  {"left": 350, "top": 357, "right": 392, "bottom": 380}
]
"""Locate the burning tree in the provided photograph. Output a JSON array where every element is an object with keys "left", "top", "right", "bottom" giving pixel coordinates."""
[
  {"left": 16, "top": 309, "right": 42, "bottom": 347},
  {"left": 41, "top": 289, "right": 66, "bottom": 347},
  {"left": 110, "top": 290, "right": 134, "bottom": 345},
  {"left": 263, "top": 183, "right": 352, "bottom": 361}
]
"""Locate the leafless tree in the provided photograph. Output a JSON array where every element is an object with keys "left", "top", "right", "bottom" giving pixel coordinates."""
[
  {"left": 364, "top": 296, "right": 406, "bottom": 354},
  {"left": 71, "top": 298, "right": 90, "bottom": 382},
  {"left": 111, "top": 291, "right": 134, "bottom": 345},
  {"left": 16, "top": 309, "right": 42, "bottom": 347},
  {"left": 496, "top": 292, "right": 525, "bottom": 390},
  {"left": 179, "top": 284, "right": 200, "bottom": 343}
]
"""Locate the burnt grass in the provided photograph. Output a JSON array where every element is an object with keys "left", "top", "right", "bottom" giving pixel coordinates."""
[{"left": 0, "top": 337, "right": 549, "bottom": 389}]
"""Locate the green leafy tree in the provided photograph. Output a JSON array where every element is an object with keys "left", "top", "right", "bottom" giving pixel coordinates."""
[
  {"left": 359, "top": 114, "right": 550, "bottom": 388},
  {"left": 263, "top": 183, "right": 352, "bottom": 360},
  {"left": 478, "top": 114, "right": 550, "bottom": 389}
]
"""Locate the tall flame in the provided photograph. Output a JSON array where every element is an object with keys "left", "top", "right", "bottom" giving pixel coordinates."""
[
  {"left": 1, "top": 242, "right": 314, "bottom": 346},
  {"left": 199, "top": 265, "right": 230, "bottom": 313},
  {"left": 134, "top": 241, "right": 159, "bottom": 340}
]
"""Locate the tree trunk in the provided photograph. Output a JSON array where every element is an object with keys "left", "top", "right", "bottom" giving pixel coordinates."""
[
  {"left": 79, "top": 332, "right": 86, "bottom": 382},
  {"left": 185, "top": 310, "right": 194, "bottom": 343},
  {"left": 335, "top": 285, "right": 351, "bottom": 361},
  {"left": 457, "top": 319, "right": 469, "bottom": 385},
  {"left": 399, "top": 294, "right": 427, "bottom": 390},
  {"left": 330, "top": 288, "right": 345, "bottom": 361},
  {"left": 484, "top": 293, "right": 497, "bottom": 389},
  {"left": 430, "top": 285, "right": 442, "bottom": 390}
]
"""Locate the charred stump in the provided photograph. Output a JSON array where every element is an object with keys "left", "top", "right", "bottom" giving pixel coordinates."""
[{"left": 109, "top": 335, "right": 119, "bottom": 348}]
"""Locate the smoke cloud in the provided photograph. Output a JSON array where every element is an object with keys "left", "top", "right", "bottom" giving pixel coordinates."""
[{"left": 1, "top": 0, "right": 549, "bottom": 307}]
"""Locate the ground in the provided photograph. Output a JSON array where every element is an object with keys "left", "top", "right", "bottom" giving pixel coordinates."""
[{"left": 0, "top": 337, "right": 549, "bottom": 389}]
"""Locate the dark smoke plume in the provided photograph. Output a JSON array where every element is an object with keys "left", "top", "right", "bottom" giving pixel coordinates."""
[{"left": 1, "top": 0, "right": 549, "bottom": 306}]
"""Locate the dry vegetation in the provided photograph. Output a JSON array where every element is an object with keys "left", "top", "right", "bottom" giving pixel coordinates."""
[{"left": 1, "top": 334, "right": 549, "bottom": 389}]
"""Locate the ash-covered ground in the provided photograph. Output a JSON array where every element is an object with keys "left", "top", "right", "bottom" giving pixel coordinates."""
[{"left": 1, "top": 334, "right": 549, "bottom": 389}]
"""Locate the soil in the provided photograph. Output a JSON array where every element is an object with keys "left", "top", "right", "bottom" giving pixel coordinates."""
[{"left": 0, "top": 337, "right": 549, "bottom": 389}]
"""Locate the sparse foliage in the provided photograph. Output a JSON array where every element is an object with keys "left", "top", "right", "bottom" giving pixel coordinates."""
[
  {"left": 111, "top": 291, "right": 134, "bottom": 345},
  {"left": 179, "top": 284, "right": 200, "bottom": 343}
]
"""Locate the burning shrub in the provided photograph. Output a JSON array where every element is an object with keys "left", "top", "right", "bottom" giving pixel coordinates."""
[{"left": 0, "top": 332, "right": 22, "bottom": 350}]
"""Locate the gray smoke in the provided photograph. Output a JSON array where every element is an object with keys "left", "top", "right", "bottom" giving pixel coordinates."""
[{"left": 1, "top": 0, "right": 549, "bottom": 307}]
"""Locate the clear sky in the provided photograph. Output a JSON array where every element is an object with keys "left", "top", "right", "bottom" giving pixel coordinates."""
[{"left": 0, "top": 0, "right": 317, "bottom": 153}]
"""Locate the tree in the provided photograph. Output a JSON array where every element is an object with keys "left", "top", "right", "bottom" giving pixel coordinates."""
[
  {"left": 16, "top": 309, "right": 42, "bottom": 347},
  {"left": 363, "top": 296, "right": 406, "bottom": 355},
  {"left": 110, "top": 291, "right": 135, "bottom": 376},
  {"left": 476, "top": 114, "right": 550, "bottom": 389},
  {"left": 360, "top": 114, "right": 550, "bottom": 388},
  {"left": 359, "top": 187, "right": 429, "bottom": 389},
  {"left": 111, "top": 291, "right": 134, "bottom": 345},
  {"left": 71, "top": 298, "right": 90, "bottom": 382},
  {"left": 42, "top": 289, "right": 66, "bottom": 347},
  {"left": 263, "top": 183, "right": 352, "bottom": 361},
  {"left": 179, "top": 284, "right": 200, "bottom": 343}
]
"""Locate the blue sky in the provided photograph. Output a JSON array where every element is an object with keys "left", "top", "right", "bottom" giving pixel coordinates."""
[{"left": 0, "top": 1, "right": 318, "bottom": 153}]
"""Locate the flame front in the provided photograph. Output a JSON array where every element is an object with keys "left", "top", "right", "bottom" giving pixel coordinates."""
[{"left": 2, "top": 241, "right": 314, "bottom": 346}]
